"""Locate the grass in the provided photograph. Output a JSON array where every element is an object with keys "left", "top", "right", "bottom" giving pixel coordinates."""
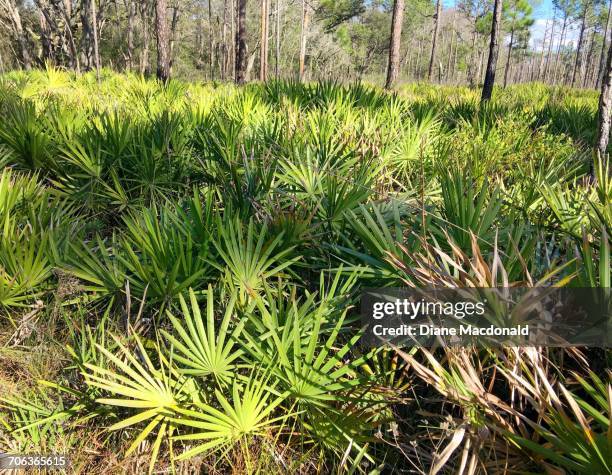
[{"left": 0, "top": 67, "right": 610, "bottom": 474}]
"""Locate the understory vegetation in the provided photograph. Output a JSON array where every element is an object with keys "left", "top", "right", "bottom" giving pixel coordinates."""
[{"left": 0, "top": 68, "right": 610, "bottom": 474}]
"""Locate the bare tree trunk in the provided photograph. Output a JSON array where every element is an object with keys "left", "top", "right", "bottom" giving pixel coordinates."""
[
  {"left": 598, "top": 0, "right": 612, "bottom": 88},
  {"left": 537, "top": 18, "right": 550, "bottom": 81},
  {"left": 259, "top": 0, "right": 269, "bottom": 81},
  {"left": 275, "top": 0, "right": 281, "bottom": 79},
  {"left": 298, "top": 0, "right": 310, "bottom": 81},
  {"left": 597, "top": 36, "right": 612, "bottom": 155},
  {"left": 427, "top": 0, "right": 441, "bottom": 81},
  {"left": 583, "top": 27, "right": 596, "bottom": 88},
  {"left": 230, "top": 0, "right": 235, "bottom": 77},
  {"left": 235, "top": 0, "right": 247, "bottom": 83},
  {"left": 208, "top": 0, "right": 214, "bottom": 80},
  {"left": 504, "top": 28, "right": 514, "bottom": 87},
  {"left": 155, "top": 0, "right": 170, "bottom": 82},
  {"left": 554, "top": 15, "right": 568, "bottom": 84},
  {"left": 481, "top": 0, "right": 503, "bottom": 102},
  {"left": 38, "top": 2, "right": 53, "bottom": 63},
  {"left": 544, "top": 12, "right": 556, "bottom": 80},
  {"left": 446, "top": 13, "right": 456, "bottom": 82},
  {"left": 91, "top": 0, "right": 100, "bottom": 81},
  {"left": 125, "top": 0, "right": 136, "bottom": 70},
  {"left": 384, "top": 0, "right": 404, "bottom": 89},
  {"left": 140, "top": 0, "right": 151, "bottom": 75},
  {"left": 571, "top": 4, "right": 588, "bottom": 87},
  {"left": 4, "top": 0, "right": 32, "bottom": 70},
  {"left": 168, "top": 5, "right": 179, "bottom": 75},
  {"left": 468, "top": 29, "right": 477, "bottom": 86}
]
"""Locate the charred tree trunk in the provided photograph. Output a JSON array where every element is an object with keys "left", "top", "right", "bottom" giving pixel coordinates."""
[
  {"left": 427, "top": 0, "right": 441, "bottom": 81},
  {"left": 598, "top": 0, "right": 612, "bottom": 88},
  {"left": 235, "top": 0, "right": 247, "bottom": 83},
  {"left": 155, "top": 0, "right": 170, "bottom": 82},
  {"left": 481, "top": 0, "right": 503, "bottom": 102},
  {"left": 597, "top": 36, "right": 612, "bottom": 155},
  {"left": 140, "top": 0, "right": 151, "bottom": 75},
  {"left": 384, "top": 0, "right": 405, "bottom": 89}
]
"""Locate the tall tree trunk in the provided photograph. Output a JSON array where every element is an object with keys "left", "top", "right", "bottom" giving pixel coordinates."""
[
  {"left": 598, "top": 0, "right": 612, "bottom": 88},
  {"left": 427, "top": 0, "right": 441, "bottom": 81},
  {"left": 504, "top": 28, "right": 514, "bottom": 87},
  {"left": 275, "top": 0, "right": 281, "bottom": 78},
  {"left": 208, "top": 0, "right": 214, "bottom": 80},
  {"left": 537, "top": 18, "right": 550, "bottom": 81},
  {"left": 38, "top": 3, "right": 53, "bottom": 63},
  {"left": 259, "top": 0, "right": 269, "bottom": 81},
  {"left": 554, "top": 15, "right": 568, "bottom": 84},
  {"left": 298, "top": 0, "right": 310, "bottom": 81},
  {"left": 446, "top": 12, "right": 456, "bottom": 82},
  {"left": 91, "top": 0, "right": 100, "bottom": 81},
  {"left": 543, "top": 12, "right": 556, "bottom": 80},
  {"left": 468, "top": 29, "right": 477, "bottom": 86},
  {"left": 168, "top": 5, "right": 179, "bottom": 75},
  {"left": 139, "top": 0, "right": 151, "bottom": 75},
  {"left": 125, "top": 0, "right": 136, "bottom": 70},
  {"left": 384, "top": 0, "right": 404, "bottom": 89},
  {"left": 235, "top": 0, "right": 247, "bottom": 83},
  {"left": 583, "top": 27, "right": 596, "bottom": 88},
  {"left": 4, "top": 0, "right": 31, "bottom": 70},
  {"left": 571, "top": 4, "right": 588, "bottom": 87},
  {"left": 481, "top": 0, "right": 503, "bottom": 102},
  {"left": 155, "top": 0, "right": 170, "bottom": 82},
  {"left": 80, "top": 0, "right": 93, "bottom": 70},
  {"left": 597, "top": 36, "right": 612, "bottom": 155}
]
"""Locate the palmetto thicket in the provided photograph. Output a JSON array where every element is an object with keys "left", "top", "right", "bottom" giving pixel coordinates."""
[{"left": 0, "top": 69, "right": 610, "bottom": 474}]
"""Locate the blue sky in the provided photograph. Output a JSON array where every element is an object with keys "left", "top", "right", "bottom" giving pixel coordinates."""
[{"left": 443, "top": 0, "right": 555, "bottom": 19}]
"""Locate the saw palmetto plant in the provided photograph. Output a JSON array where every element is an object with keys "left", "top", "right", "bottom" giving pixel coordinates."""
[{"left": 0, "top": 70, "right": 609, "bottom": 474}]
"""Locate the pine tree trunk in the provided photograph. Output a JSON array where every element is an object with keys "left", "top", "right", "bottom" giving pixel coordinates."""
[
  {"left": 275, "top": 0, "right": 281, "bottom": 78},
  {"left": 168, "top": 5, "right": 179, "bottom": 76},
  {"left": 427, "top": 0, "right": 441, "bottom": 81},
  {"left": 140, "top": 0, "right": 151, "bottom": 75},
  {"left": 571, "top": 5, "right": 588, "bottom": 87},
  {"left": 543, "top": 12, "right": 556, "bottom": 80},
  {"left": 504, "top": 28, "right": 514, "bottom": 88},
  {"left": 298, "top": 0, "right": 310, "bottom": 81},
  {"left": 597, "top": 37, "right": 612, "bottom": 155},
  {"left": 91, "top": 0, "right": 100, "bottom": 81},
  {"left": 481, "top": 0, "right": 503, "bottom": 102},
  {"left": 583, "top": 28, "right": 596, "bottom": 88},
  {"left": 598, "top": 0, "right": 612, "bottom": 88},
  {"left": 260, "top": 0, "right": 269, "bottom": 81},
  {"left": 384, "top": 0, "right": 405, "bottom": 89},
  {"left": 126, "top": 0, "right": 135, "bottom": 70},
  {"left": 155, "top": 0, "right": 170, "bottom": 82},
  {"left": 208, "top": 0, "right": 214, "bottom": 80},
  {"left": 235, "top": 0, "right": 247, "bottom": 84},
  {"left": 554, "top": 16, "right": 567, "bottom": 84},
  {"left": 6, "top": 0, "right": 31, "bottom": 70}
]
